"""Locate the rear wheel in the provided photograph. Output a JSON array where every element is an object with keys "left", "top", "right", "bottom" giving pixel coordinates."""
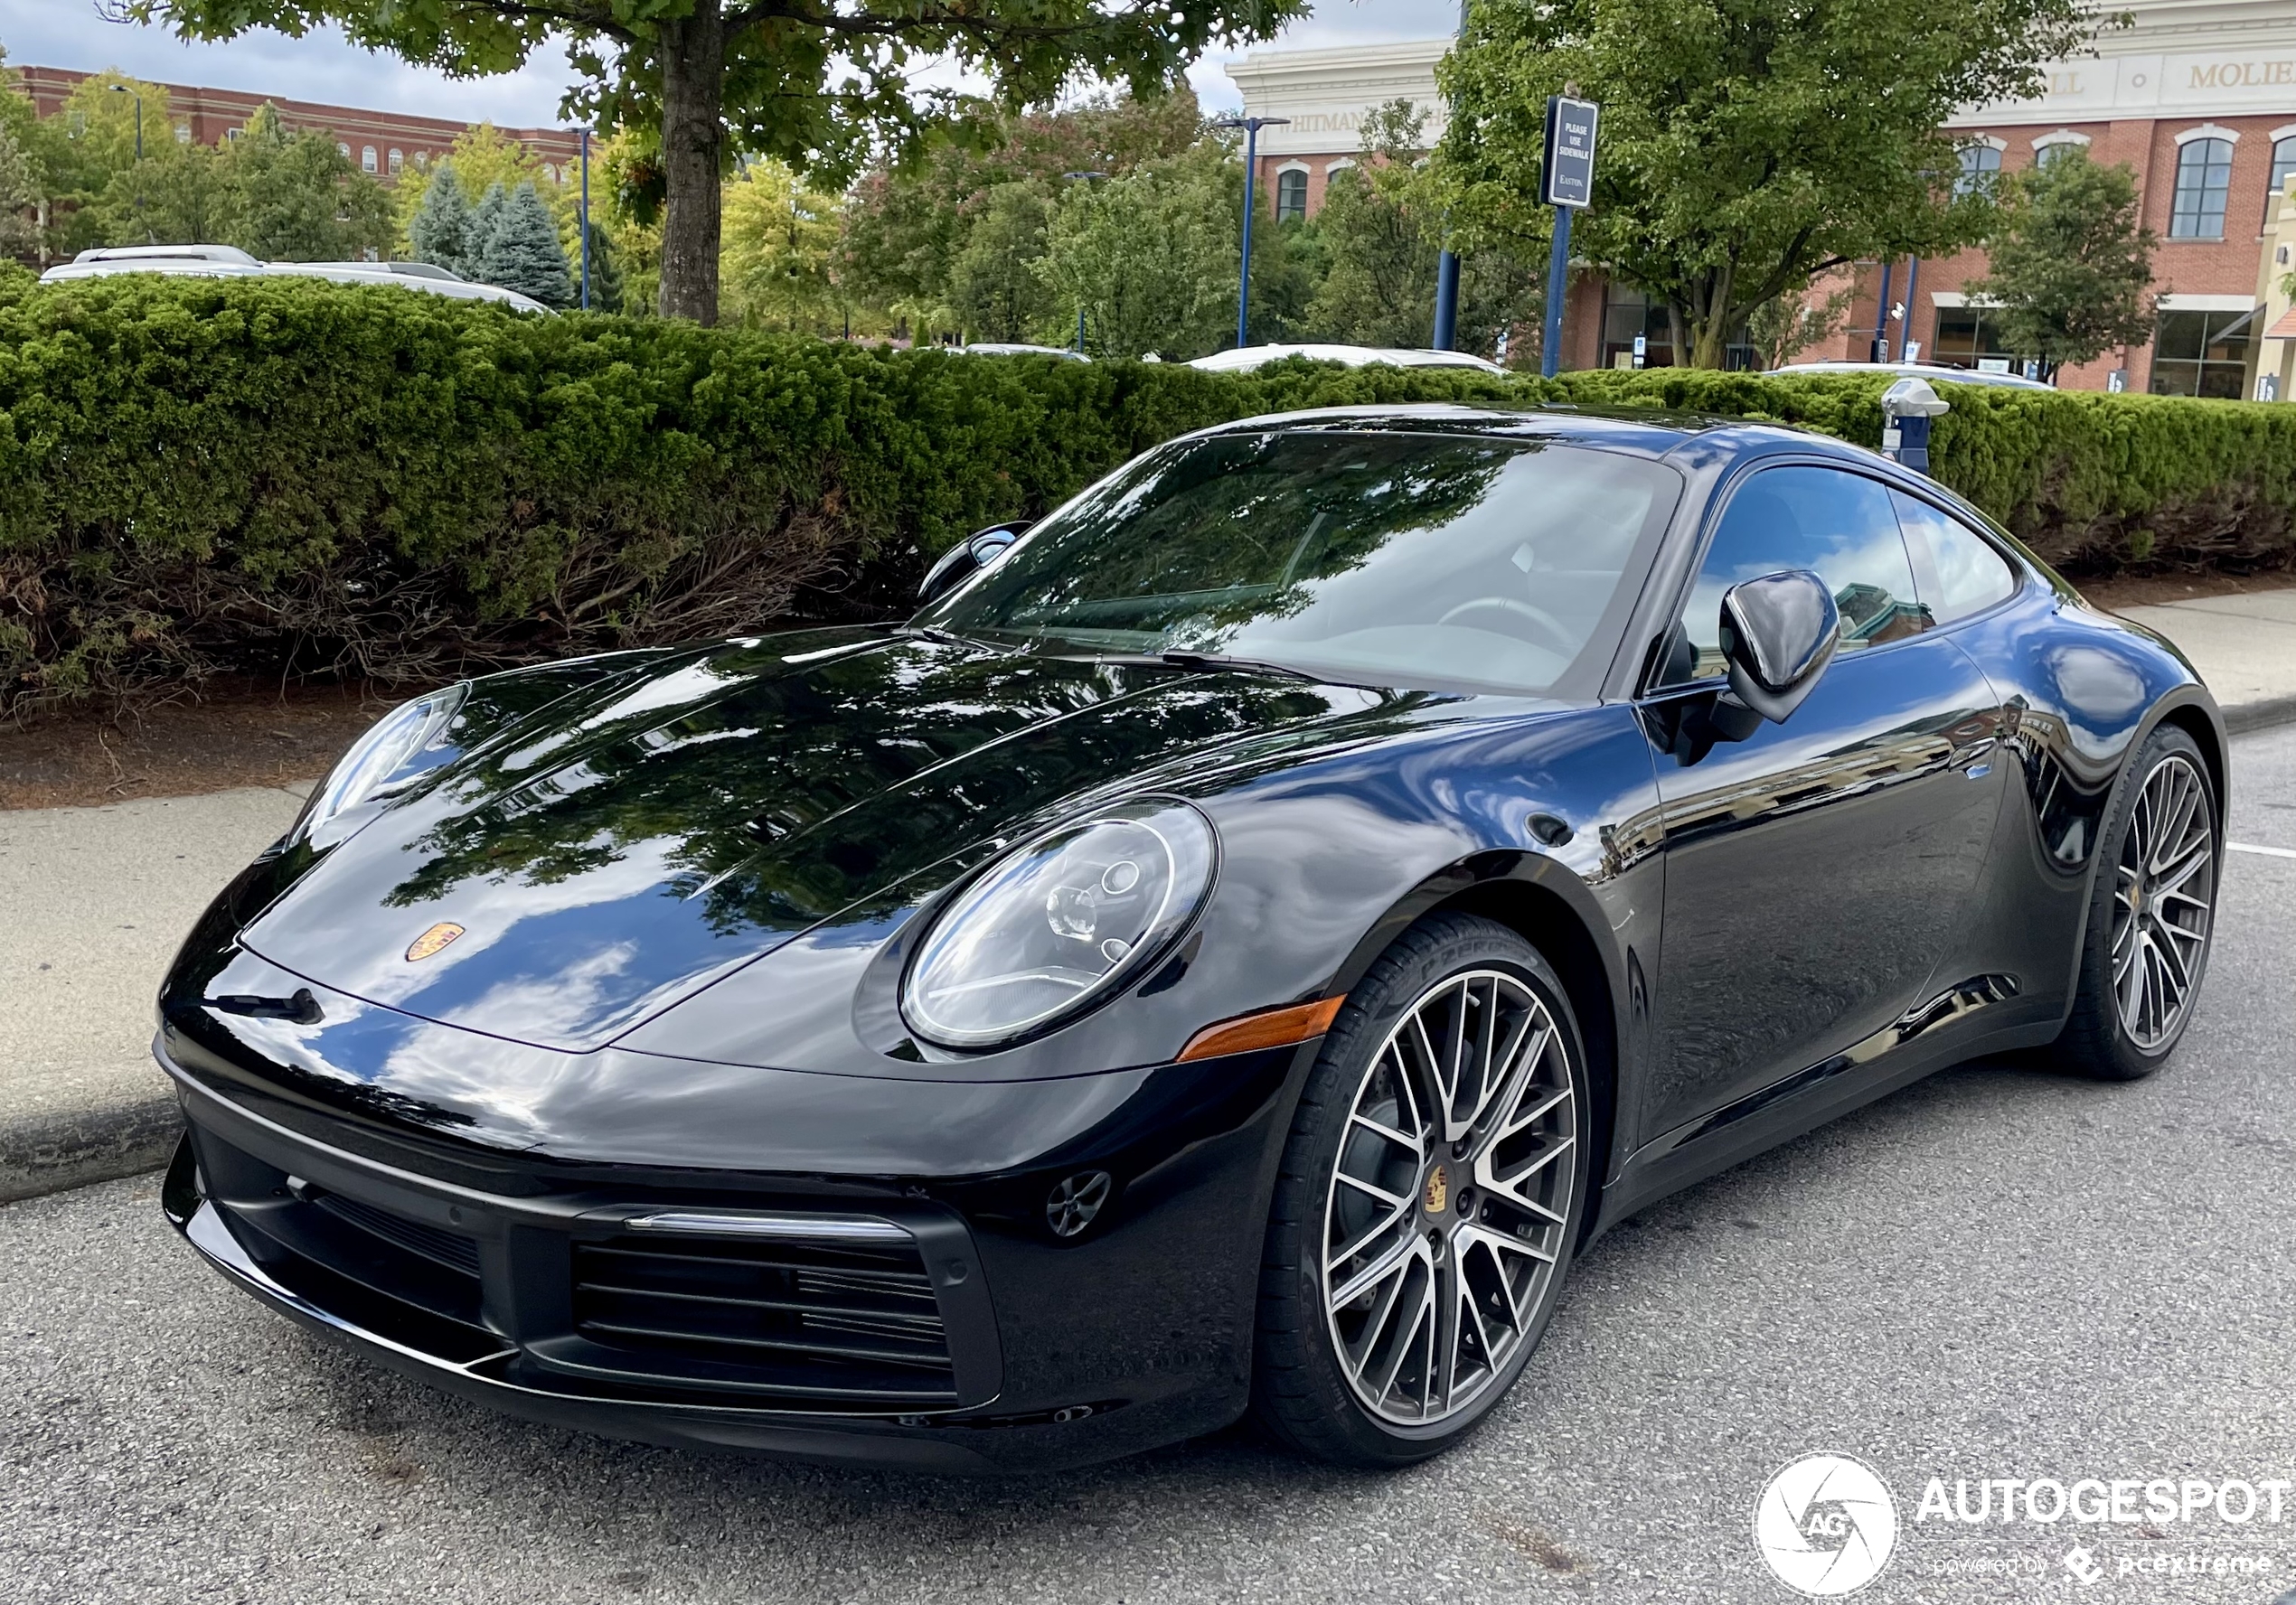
[
  {"left": 2053, "top": 725, "right": 2218, "bottom": 1081},
  {"left": 1252, "top": 913, "right": 1590, "bottom": 1466}
]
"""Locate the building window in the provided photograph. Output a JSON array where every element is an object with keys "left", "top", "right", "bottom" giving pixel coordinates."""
[
  {"left": 2270, "top": 136, "right": 2296, "bottom": 221},
  {"left": 174, "top": 123, "right": 191, "bottom": 145},
  {"left": 2169, "top": 137, "right": 2234, "bottom": 239},
  {"left": 412, "top": 151, "right": 429, "bottom": 171},
  {"left": 337, "top": 142, "right": 350, "bottom": 159},
  {"left": 1955, "top": 145, "right": 2001, "bottom": 196},
  {"left": 2036, "top": 140, "right": 2086, "bottom": 168},
  {"left": 362, "top": 145, "right": 378, "bottom": 173},
  {"left": 1275, "top": 168, "right": 1308, "bottom": 223},
  {"left": 388, "top": 147, "right": 403, "bottom": 174},
  {"left": 2150, "top": 309, "right": 2254, "bottom": 398},
  {"left": 1931, "top": 305, "right": 2026, "bottom": 371}
]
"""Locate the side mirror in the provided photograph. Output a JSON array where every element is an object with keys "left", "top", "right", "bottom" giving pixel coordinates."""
[
  {"left": 917, "top": 521, "right": 1028, "bottom": 606},
  {"left": 1717, "top": 568, "right": 1840, "bottom": 724}
]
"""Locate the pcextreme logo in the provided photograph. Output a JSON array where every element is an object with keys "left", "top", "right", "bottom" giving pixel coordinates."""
[{"left": 1755, "top": 1453, "right": 1900, "bottom": 1597}]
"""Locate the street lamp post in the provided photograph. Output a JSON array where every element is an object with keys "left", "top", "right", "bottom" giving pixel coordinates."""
[
  {"left": 109, "top": 84, "right": 146, "bottom": 242},
  {"left": 579, "top": 127, "right": 592, "bottom": 311},
  {"left": 1430, "top": 0, "right": 1473, "bottom": 352},
  {"left": 1212, "top": 117, "right": 1289, "bottom": 351},
  {"left": 1060, "top": 170, "right": 1109, "bottom": 353}
]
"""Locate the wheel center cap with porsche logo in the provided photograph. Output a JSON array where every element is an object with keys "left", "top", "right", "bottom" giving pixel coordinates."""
[
  {"left": 1423, "top": 1162, "right": 1451, "bottom": 1216},
  {"left": 405, "top": 922, "right": 466, "bottom": 962}
]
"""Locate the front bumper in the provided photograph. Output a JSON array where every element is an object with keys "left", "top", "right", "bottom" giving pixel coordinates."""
[{"left": 160, "top": 1024, "right": 1307, "bottom": 1472}]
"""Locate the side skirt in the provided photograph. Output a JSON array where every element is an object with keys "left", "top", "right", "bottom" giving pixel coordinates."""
[{"left": 1585, "top": 975, "right": 2056, "bottom": 1242}]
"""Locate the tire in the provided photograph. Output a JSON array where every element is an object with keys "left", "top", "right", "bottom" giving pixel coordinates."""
[
  {"left": 2051, "top": 723, "right": 2219, "bottom": 1081},
  {"left": 1252, "top": 912, "right": 1593, "bottom": 1466}
]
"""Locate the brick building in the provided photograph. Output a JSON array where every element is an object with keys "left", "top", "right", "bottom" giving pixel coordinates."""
[
  {"left": 13, "top": 64, "right": 583, "bottom": 186},
  {"left": 1225, "top": 3, "right": 2296, "bottom": 395}
]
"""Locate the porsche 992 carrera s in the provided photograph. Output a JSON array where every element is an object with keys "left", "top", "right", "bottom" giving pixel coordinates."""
[{"left": 156, "top": 404, "right": 2223, "bottom": 1470}]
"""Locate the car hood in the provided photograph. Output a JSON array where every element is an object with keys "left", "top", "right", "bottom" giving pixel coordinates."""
[{"left": 239, "top": 629, "right": 1396, "bottom": 1051}]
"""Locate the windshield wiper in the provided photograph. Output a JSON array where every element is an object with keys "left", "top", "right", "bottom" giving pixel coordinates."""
[{"left": 1095, "top": 651, "right": 1318, "bottom": 682}]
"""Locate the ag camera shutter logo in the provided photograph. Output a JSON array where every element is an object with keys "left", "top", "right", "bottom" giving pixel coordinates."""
[{"left": 1755, "top": 1454, "right": 1900, "bottom": 1596}]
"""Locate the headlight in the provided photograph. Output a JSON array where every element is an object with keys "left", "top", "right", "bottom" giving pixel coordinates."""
[
  {"left": 306, "top": 682, "right": 469, "bottom": 834},
  {"left": 901, "top": 799, "right": 1218, "bottom": 1049}
]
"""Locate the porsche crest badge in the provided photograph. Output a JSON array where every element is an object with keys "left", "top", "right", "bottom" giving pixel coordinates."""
[
  {"left": 405, "top": 922, "right": 466, "bottom": 962},
  {"left": 1424, "top": 1163, "right": 1450, "bottom": 1215}
]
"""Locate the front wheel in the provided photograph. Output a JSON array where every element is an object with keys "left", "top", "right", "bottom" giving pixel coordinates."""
[
  {"left": 2052, "top": 724, "right": 2219, "bottom": 1081},
  {"left": 1252, "top": 913, "right": 1591, "bottom": 1466}
]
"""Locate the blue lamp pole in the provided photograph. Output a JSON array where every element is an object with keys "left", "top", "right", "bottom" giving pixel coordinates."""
[
  {"left": 1430, "top": 0, "right": 1473, "bottom": 351},
  {"left": 1215, "top": 116, "right": 1290, "bottom": 351},
  {"left": 578, "top": 127, "right": 592, "bottom": 311},
  {"left": 1060, "top": 171, "right": 1109, "bottom": 352}
]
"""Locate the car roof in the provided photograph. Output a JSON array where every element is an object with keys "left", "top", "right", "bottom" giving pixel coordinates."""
[
  {"left": 1189, "top": 343, "right": 1508, "bottom": 375},
  {"left": 39, "top": 249, "right": 552, "bottom": 313},
  {"left": 1175, "top": 400, "right": 1854, "bottom": 465},
  {"left": 1771, "top": 361, "right": 2052, "bottom": 391}
]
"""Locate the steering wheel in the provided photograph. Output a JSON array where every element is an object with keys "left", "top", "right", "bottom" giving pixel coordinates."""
[{"left": 1437, "top": 596, "right": 1577, "bottom": 657}]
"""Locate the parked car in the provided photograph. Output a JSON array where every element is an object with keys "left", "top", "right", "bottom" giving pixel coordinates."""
[
  {"left": 157, "top": 403, "right": 2219, "bottom": 1473},
  {"left": 1190, "top": 343, "right": 1509, "bottom": 375},
  {"left": 956, "top": 343, "right": 1091, "bottom": 361},
  {"left": 40, "top": 245, "right": 554, "bottom": 314},
  {"left": 1769, "top": 360, "right": 2054, "bottom": 391}
]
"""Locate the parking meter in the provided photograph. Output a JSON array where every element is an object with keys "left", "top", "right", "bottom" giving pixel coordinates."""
[{"left": 1879, "top": 377, "right": 1950, "bottom": 474}]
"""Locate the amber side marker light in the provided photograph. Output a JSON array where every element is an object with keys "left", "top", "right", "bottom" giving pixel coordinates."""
[{"left": 1177, "top": 996, "right": 1345, "bottom": 1063}]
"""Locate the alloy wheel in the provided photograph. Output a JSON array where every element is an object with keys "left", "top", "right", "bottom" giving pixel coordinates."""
[
  {"left": 2110, "top": 752, "right": 2215, "bottom": 1050},
  {"left": 1321, "top": 969, "right": 1578, "bottom": 1427}
]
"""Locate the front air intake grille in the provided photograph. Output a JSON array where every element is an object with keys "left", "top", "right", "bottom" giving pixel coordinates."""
[
  {"left": 569, "top": 1234, "right": 957, "bottom": 1406},
  {"left": 313, "top": 1190, "right": 481, "bottom": 1277}
]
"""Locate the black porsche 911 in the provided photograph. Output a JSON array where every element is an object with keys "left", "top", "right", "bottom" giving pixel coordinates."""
[{"left": 158, "top": 403, "right": 2222, "bottom": 1471}]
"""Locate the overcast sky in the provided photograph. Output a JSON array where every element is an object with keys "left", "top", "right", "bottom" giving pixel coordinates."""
[{"left": 0, "top": 0, "right": 1451, "bottom": 128}]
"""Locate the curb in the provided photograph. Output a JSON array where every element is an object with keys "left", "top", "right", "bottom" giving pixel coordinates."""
[
  {"left": 5, "top": 699, "right": 2294, "bottom": 1212},
  {"left": 0, "top": 1091, "right": 181, "bottom": 1206},
  {"left": 2223, "top": 694, "right": 2296, "bottom": 737}
]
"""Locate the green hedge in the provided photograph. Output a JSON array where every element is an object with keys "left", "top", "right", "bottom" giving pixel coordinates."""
[{"left": 2, "top": 276, "right": 2291, "bottom": 711}]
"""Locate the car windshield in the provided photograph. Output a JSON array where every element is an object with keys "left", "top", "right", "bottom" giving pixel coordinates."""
[{"left": 918, "top": 430, "right": 1680, "bottom": 696}]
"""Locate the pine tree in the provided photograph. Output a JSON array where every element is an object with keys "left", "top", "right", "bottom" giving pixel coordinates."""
[
  {"left": 465, "top": 181, "right": 509, "bottom": 278},
  {"left": 476, "top": 180, "right": 573, "bottom": 305},
  {"left": 407, "top": 160, "right": 472, "bottom": 276},
  {"left": 579, "top": 221, "right": 624, "bottom": 312}
]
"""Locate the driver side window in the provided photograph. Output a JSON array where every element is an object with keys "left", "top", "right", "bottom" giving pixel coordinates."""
[{"left": 1655, "top": 465, "right": 1932, "bottom": 687}]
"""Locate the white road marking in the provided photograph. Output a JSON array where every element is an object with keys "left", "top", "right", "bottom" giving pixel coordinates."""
[{"left": 2226, "top": 841, "right": 2296, "bottom": 859}]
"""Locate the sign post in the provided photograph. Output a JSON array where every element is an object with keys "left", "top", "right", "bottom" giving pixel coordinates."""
[{"left": 1539, "top": 94, "right": 1599, "bottom": 379}]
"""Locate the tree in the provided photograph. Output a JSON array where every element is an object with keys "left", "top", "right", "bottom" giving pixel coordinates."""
[
  {"left": 132, "top": 0, "right": 1301, "bottom": 326},
  {"left": 835, "top": 89, "right": 1207, "bottom": 340},
  {"left": 0, "top": 118, "right": 36, "bottom": 259},
  {"left": 719, "top": 159, "right": 839, "bottom": 330},
  {"left": 1966, "top": 150, "right": 2156, "bottom": 378},
  {"left": 579, "top": 220, "right": 625, "bottom": 311},
  {"left": 397, "top": 122, "right": 578, "bottom": 265},
  {"left": 466, "top": 180, "right": 510, "bottom": 274},
  {"left": 1294, "top": 103, "right": 1539, "bottom": 357},
  {"left": 214, "top": 103, "right": 392, "bottom": 259},
  {"left": 407, "top": 159, "right": 474, "bottom": 274},
  {"left": 1746, "top": 284, "right": 1854, "bottom": 370},
  {"left": 88, "top": 138, "right": 222, "bottom": 247},
  {"left": 22, "top": 70, "right": 176, "bottom": 259},
  {"left": 946, "top": 182, "right": 1057, "bottom": 343},
  {"left": 1304, "top": 106, "right": 1441, "bottom": 348},
  {"left": 1039, "top": 143, "right": 1236, "bottom": 359},
  {"left": 1441, "top": 0, "right": 2094, "bottom": 368},
  {"left": 477, "top": 179, "right": 575, "bottom": 305}
]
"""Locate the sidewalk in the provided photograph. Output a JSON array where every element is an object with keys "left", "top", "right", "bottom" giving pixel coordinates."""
[
  {"left": 2, "top": 596, "right": 2291, "bottom": 1205},
  {"left": 2115, "top": 590, "right": 2296, "bottom": 733},
  {"left": 0, "top": 785, "right": 308, "bottom": 1201}
]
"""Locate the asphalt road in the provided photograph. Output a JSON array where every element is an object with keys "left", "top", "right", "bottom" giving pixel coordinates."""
[{"left": 5, "top": 727, "right": 2293, "bottom": 1605}]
